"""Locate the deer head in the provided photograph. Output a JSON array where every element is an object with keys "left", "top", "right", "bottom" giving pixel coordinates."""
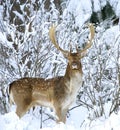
[
  {"left": 9, "top": 23, "right": 94, "bottom": 123},
  {"left": 49, "top": 23, "right": 95, "bottom": 73}
]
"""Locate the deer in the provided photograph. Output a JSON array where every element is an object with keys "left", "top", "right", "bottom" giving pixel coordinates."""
[{"left": 9, "top": 23, "right": 95, "bottom": 123}]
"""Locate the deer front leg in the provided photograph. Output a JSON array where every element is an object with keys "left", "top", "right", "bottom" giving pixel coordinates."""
[{"left": 55, "top": 107, "right": 68, "bottom": 123}]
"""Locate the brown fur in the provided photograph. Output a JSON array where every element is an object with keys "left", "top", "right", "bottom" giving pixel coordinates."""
[
  {"left": 9, "top": 59, "right": 82, "bottom": 123},
  {"left": 9, "top": 24, "right": 94, "bottom": 123}
]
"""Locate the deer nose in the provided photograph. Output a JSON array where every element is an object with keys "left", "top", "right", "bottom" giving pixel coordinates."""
[{"left": 71, "top": 62, "right": 78, "bottom": 69}]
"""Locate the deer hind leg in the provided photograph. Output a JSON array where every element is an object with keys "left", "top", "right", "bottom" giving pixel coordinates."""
[
  {"left": 16, "top": 97, "right": 32, "bottom": 118},
  {"left": 55, "top": 107, "right": 68, "bottom": 123}
]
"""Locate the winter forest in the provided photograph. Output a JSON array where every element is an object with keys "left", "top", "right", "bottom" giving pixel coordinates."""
[{"left": 0, "top": 0, "right": 120, "bottom": 130}]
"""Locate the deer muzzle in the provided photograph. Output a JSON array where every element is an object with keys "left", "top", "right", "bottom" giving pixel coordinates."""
[{"left": 71, "top": 62, "right": 79, "bottom": 69}]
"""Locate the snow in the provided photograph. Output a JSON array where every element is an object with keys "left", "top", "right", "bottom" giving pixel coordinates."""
[
  {"left": 81, "top": 112, "right": 120, "bottom": 130},
  {"left": 109, "top": 0, "right": 120, "bottom": 17},
  {"left": 1, "top": 107, "right": 120, "bottom": 130},
  {"left": 12, "top": 11, "right": 24, "bottom": 22},
  {"left": 0, "top": 112, "right": 76, "bottom": 130},
  {"left": 67, "top": 0, "right": 92, "bottom": 26},
  {"left": 0, "top": 0, "right": 120, "bottom": 130}
]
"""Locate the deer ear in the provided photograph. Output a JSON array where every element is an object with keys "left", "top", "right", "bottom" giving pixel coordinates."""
[
  {"left": 63, "top": 52, "right": 69, "bottom": 59},
  {"left": 77, "top": 51, "right": 87, "bottom": 59},
  {"left": 81, "top": 51, "right": 87, "bottom": 58}
]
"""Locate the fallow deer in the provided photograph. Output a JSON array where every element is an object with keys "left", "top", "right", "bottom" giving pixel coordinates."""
[{"left": 9, "top": 23, "right": 94, "bottom": 123}]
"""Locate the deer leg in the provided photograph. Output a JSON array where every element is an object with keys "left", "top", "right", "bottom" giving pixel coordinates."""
[
  {"left": 55, "top": 107, "right": 68, "bottom": 123},
  {"left": 16, "top": 97, "right": 32, "bottom": 118},
  {"left": 16, "top": 105, "right": 28, "bottom": 118},
  {"left": 62, "top": 108, "right": 68, "bottom": 123}
]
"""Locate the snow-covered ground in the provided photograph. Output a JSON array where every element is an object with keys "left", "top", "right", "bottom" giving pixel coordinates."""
[{"left": 1, "top": 107, "right": 120, "bottom": 130}]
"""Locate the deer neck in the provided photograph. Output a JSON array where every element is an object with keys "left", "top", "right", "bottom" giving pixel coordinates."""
[{"left": 64, "top": 64, "right": 82, "bottom": 93}]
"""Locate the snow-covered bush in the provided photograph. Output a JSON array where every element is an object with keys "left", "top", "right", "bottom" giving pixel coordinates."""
[
  {"left": 0, "top": 0, "right": 120, "bottom": 128},
  {"left": 76, "top": 24, "right": 120, "bottom": 121}
]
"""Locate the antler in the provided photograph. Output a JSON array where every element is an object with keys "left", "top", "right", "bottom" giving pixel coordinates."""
[
  {"left": 49, "top": 24, "right": 94, "bottom": 57},
  {"left": 49, "top": 25, "right": 69, "bottom": 56},
  {"left": 80, "top": 23, "right": 95, "bottom": 53}
]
